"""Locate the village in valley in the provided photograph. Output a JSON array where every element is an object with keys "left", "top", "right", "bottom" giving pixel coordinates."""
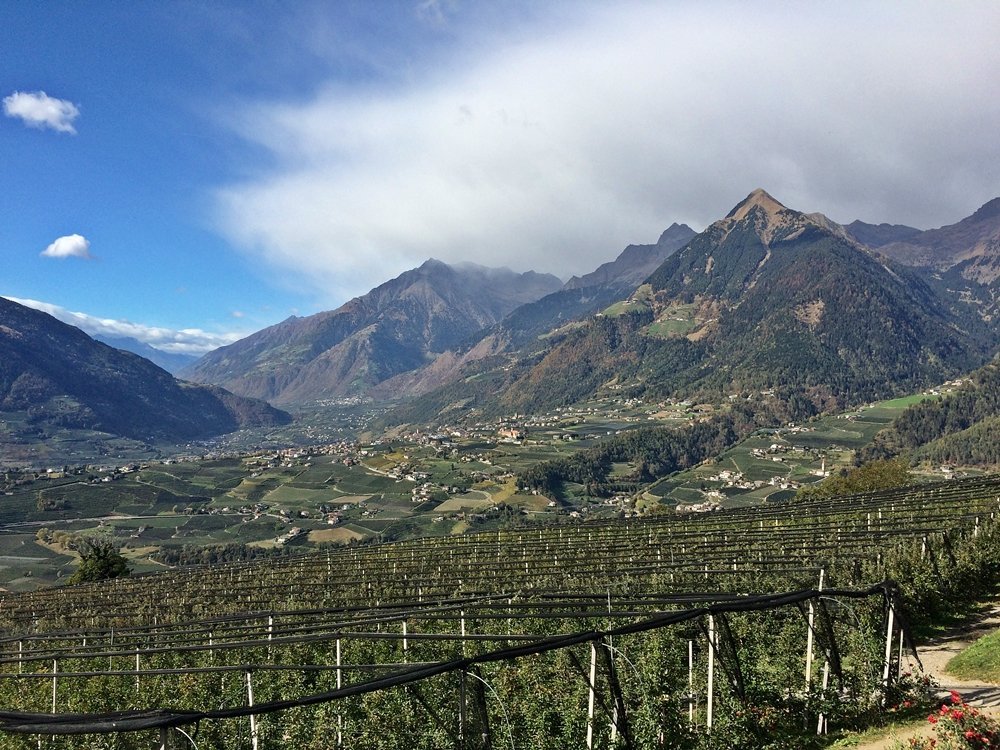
[{"left": 0, "top": 380, "right": 972, "bottom": 591}]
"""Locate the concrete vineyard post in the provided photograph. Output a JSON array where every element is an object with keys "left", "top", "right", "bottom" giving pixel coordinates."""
[
  {"left": 688, "top": 639, "right": 694, "bottom": 725},
  {"left": 881, "top": 602, "right": 895, "bottom": 696},
  {"left": 817, "top": 659, "right": 830, "bottom": 735},
  {"left": 586, "top": 642, "right": 597, "bottom": 750},
  {"left": 336, "top": 637, "right": 343, "bottom": 748},
  {"left": 707, "top": 614, "right": 715, "bottom": 731},
  {"left": 246, "top": 670, "right": 258, "bottom": 750}
]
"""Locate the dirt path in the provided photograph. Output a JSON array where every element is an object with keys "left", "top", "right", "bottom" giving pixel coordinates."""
[
  {"left": 915, "top": 602, "right": 1000, "bottom": 707},
  {"left": 852, "top": 602, "right": 1000, "bottom": 749}
]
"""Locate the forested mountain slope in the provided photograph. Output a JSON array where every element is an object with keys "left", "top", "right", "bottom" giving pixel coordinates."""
[
  {"left": 0, "top": 297, "right": 290, "bottom": 442},
  {"left": 860, "top": 360, "right": 1000, "bottom": 466},
  {"left": 386, "top": 190, "right": 995, "bottom": 426}
]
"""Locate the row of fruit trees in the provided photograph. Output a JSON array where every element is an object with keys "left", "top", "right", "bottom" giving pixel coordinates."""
[{"left": 0, "top": 476, "right": 998, "bottom": 748}]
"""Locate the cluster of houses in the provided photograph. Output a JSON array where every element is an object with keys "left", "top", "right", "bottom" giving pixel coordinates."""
[
  {"left": 383, "top": 464, "right": 429, "bottom": 482},
  {"left": 749, "top": 441, "right": 826, "bottom": 471},
  {"left": 701, "top": 468, "right": 784, "bottom": 491},
  {"left": 410, "top": 482, "right": 460, "bottom": 503},
  {"left": 402, "top": 397, "right": 708, "bottom": 454},
  {"left": 275, "top": 526, "right": 304, "bottom": 545},
  {"left": 243, "top": 441, "right": 364, "bottom": 471},
  {"left": 676, "top": 499, "right": 723, "bottom": 513},
  {"left": 3, "top": 463, "right": 150, "bottom": 492}
]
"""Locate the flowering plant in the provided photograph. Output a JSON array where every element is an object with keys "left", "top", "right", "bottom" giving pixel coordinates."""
[{"left": 902, "top": 692, "right": 999, "bottom": 749}]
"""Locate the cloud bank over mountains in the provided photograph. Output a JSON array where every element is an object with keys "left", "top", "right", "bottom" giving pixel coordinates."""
[
  {"left": 213, "top": 2, "right": 1000, "bottom": 306},
  {"left": 3, "top": 297, "right": 243, "bottom": 355}
]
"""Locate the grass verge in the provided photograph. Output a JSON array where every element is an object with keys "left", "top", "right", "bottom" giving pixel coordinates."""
[
  {"left": 822, "top": 717, "right": 926, "bottom": 748},
  {"left": 946, "top": 628, "right": 1000, "bottom": 684}
]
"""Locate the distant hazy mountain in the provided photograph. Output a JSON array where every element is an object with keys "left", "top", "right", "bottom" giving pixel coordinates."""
[
  {"left": 873, "top": 197, "right": 1000, "bottom": 284},
  {"left": 389, "top": 189, "right": 993, "bottom": 425},
  {"left": 844, "top": 220, "right": 921, "bottom": 248},
  {"left": 182, "top": 260, "right": 562, "bottom": 404},
  {"left": 94, "top": 334, "right": 197, "bottom": 374},
  {"left": 563, "top": 222, "right": 696, "bottom": 291},
  {"left": 0, "top": 297, "right": 290, "bottom": 442}
]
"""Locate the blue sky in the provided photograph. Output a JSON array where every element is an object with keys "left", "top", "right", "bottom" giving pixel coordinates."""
[{"left": 3, "top": 1, "right": 999, "bottom": 355}]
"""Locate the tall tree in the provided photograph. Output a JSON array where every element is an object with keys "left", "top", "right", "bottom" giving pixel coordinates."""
[{"left": 66, "top": 539, "right": 130, "bottom": 585}]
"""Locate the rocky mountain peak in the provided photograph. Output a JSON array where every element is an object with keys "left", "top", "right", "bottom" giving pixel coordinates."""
[
  {"left": 712, "top": 189, "right": 836, "bottom": 248},
  {"left": 711, "top": 189, "right": 795, "bottom": 246},
  {"left": 725, "top": 188, "right": 788, "bottom": 222},
  {"left": 645, "top": 188, "right": 882, "bottom": 309},
  {"left": 415, "top": 258, "right": 455, "bottom": 278},
  {"left": 562, "top": 222, "right": 696, "bottom": 292},
  {"left": 657, "top": 222, "right": 697, "bottom": 245},
  {"left": 971, "top": 196, "right": 1000, "bottom": 222}
]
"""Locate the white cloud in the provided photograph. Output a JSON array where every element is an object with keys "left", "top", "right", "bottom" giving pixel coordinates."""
[
  {"left": 41, "top": 234, "right": 92, "bottom": 259},
  {"left": 215, "top": 2, "right": 1000, "bottom": 303},
  {"left": 2, "top": 297, "right": 244, "bottom": 355},
  {"left": 3, "top": 90, "right": 80, "bottom": 134}
]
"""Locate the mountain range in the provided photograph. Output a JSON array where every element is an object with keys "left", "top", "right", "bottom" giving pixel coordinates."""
[
  {"left": 181, "top": 261, "right": 562, "bottom": 404},
  {"left": 383, "top": 189, "right": 1000, "bottom": 426},
  {"left": 642, "top": 190, "right": 989, "bottom": 394},
  {"left": 5, "top": 187, "right": 1000, "bottom": 451},
  {"left": 0, "top": 297, "right": 290, "bottom": 444},
  {"left": 869, "top": 197, "right": 1000, "bottom": 284}
]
